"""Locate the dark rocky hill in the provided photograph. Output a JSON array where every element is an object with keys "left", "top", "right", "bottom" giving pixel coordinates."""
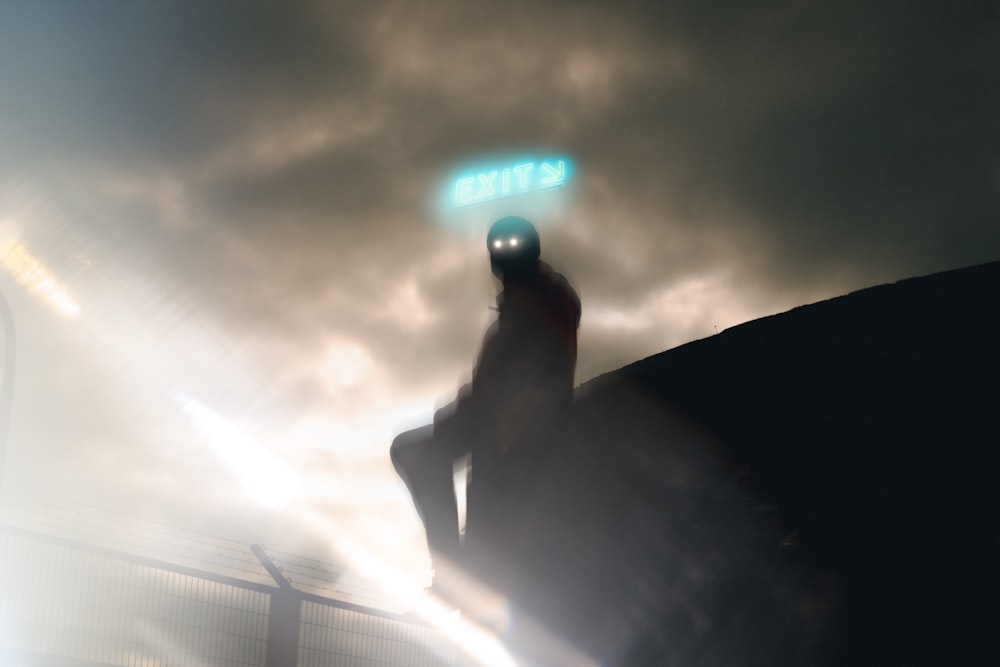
[{"left": 472, "top": 260, "right": 999, "bottom": 666}]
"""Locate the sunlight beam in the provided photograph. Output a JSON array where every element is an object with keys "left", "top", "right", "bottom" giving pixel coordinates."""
[{"left": 172, "top": 391, "right": 300, "bottom": 510}]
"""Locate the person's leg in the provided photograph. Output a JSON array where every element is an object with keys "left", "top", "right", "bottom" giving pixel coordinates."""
[{"left": 390, "top": 425, "right": 464, "bottom": 570}]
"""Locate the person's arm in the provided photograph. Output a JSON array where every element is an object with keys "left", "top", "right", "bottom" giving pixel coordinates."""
[{"left": 433, "top": 320, "right": 501, "bottom": 438}]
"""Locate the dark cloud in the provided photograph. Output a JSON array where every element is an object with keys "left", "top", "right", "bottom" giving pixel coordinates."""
[
  {"left": 0, "top": 2, "right": 371, "bottom": 168},
  {"left": 209, "top": 149, "right": 392, "bottom": 222},
  {"left": 574, "top": 0, "right": 1000, "bottom": 291}
]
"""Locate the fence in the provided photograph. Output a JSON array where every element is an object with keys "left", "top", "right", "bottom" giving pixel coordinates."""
[{"left": 0, "top": 523, "right": 461, "bottom": 667}]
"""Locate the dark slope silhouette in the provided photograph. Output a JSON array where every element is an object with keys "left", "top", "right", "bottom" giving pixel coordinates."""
[{"left": 469, "top": 260, "right": 999, "bottom": 666}]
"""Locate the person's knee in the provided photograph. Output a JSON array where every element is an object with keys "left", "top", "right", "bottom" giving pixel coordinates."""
[
  {"left": 390, "top": 424, "right": 433, "bottom": 473},
  {"left": 390, "top": 433, "right": 409, "bottom": 471}
]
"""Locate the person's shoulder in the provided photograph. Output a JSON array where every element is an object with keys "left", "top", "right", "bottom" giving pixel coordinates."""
[
  {"left": 538, "top": 261, "right": 574, "bottom": 290},
  {"left": 537, "top": 261, "right": 581, "bottom": 316}
]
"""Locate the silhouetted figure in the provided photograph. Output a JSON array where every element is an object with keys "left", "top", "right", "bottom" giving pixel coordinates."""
[{"left": 390, "top": 216, "right": 580, "bottom": 605}]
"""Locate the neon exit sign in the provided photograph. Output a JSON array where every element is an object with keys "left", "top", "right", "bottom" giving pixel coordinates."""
[{"left": 450, "top": 157, "right": 572, "bottom": 208}]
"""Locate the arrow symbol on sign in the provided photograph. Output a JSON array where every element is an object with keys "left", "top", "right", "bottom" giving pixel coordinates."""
[{"left": 539, "top": 160, "right": 566, "bottom": 186}]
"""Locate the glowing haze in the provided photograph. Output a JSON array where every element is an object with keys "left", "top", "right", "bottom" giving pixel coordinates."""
[{"left": 0, "top": 0, "right": 997, "bottom": 626}]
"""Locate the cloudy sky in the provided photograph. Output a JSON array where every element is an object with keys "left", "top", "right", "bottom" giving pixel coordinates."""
[{"left": 1, "top": 1, "right": 998, "bottom": 601}]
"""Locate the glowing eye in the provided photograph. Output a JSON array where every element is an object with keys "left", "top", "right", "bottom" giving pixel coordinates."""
[
  {"left": 510, "top": 238, "right": 519, "bottom": 247},
  {"left": 493, "top": 240, "right": 503, "bottom": 249}
]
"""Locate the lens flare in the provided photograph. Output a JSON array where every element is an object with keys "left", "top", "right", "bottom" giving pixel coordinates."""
[
  {"left": 166, "top": 394, "right": 585, "bottom": 664},
  {"left": 0, "top": 235, "right": 80, "bottom": 319}
]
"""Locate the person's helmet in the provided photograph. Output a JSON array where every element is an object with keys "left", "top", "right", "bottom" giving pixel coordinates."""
[{"left": 487, "top": 216, "right": 540, "bottom": 279}]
